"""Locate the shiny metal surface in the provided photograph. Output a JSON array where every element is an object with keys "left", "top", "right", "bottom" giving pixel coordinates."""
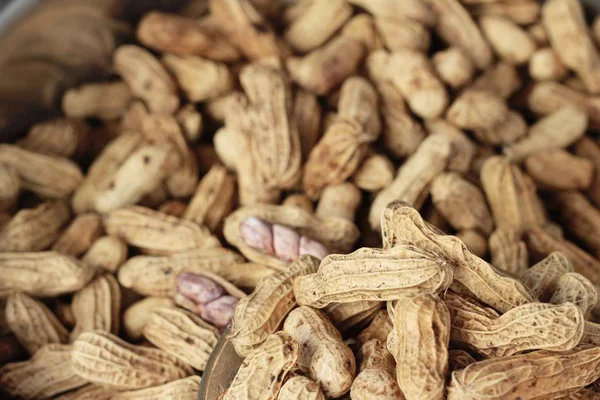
[{"left": 198, "top": 326, "right": 244, "bottom": 400}]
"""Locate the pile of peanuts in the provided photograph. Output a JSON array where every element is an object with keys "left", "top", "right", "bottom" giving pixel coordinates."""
[{"left": 3, "top": 0, "right": 600, "bottom": 399}]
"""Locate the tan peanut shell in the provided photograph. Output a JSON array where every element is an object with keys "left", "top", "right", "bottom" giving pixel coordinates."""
[
  {"left": 123, "top": 297, "right": 176, "bottom": 341},
  {"left": 551, "top": 191, "right": 600, "bottom": 254},
  {"left": 467, "top": 0, "right": 540, "bottom": 25},
  {"left": 0, "top": 344, "right": 86, "bottom": 399},
  {"left": 113, "top": 45, "right": 179, "bottom": 114},
  {"left": 184, "top": 164, "right": 236, "bottom": 232},
  {"left": 111, "top": 376, "right": 201, "bottom": 400},
  {"left": 142, "top": 307, "right": 219, "bottom": 371},
  {"left": 529, "top": 47, "right": 569, "bottom": 81},
  {"left": 506, "top": 107, "right": 588, "bottom": 162},
  {"left": 366, "top": 51, "right": 425, "bottom": 159},
  {"left": 277, "top": 375, "right": 326, "bottom": 400},
  {"left": 525, "top": 150, "right": 593, "bottom": 190},
  {"left": 325, "top": 301, "right": 382, "bottom": 335},
  {"left": 224, "top": 204, "right": 359, "bottom": 270},
  {"left": 136, "top": 12, "right": 240, "bottom": 62},
  {"left": 446, "top": 89, "right": 508, "bottom": 141},
  {"left": 18, "top": 119, "right": 87, "bottom": 158},
  {"left": 283, "top": 194, "right": 314, "bottom": 214},
  {"left": 82, "top": 236, "right": 128, "bottom": 273},
  {"left": 423, "top": 119, "right": 476, "bottom": 174},
  {"left": 293, "top": 245, "right": 454, "bottom": 308},
  {"left": 472, "top": 62, "right": 522, "bottom": 99},
  {"left": 392, "top": 294, "right": 450, "bottom": 400},
  {"left": 380, "top": 202, "right": 534, "bottom": 312},
  {"left": 316, "top": 183, "right": 361, "bottom": 222},
  {"left": 356, "top": 310, "right": 393, "bottom": 349},
  {"left": 369, "top": 133, "right": 452, "bottom": 230},
  {"left": 520, "top": 251, "right": 574, "bottom": 301},
  {"left": 284, "top": 0, "right": 352, "bottom": 52},
  {"left": 209, "top": 0, "right": 281, "bottom": 61},
  {"left": 447, "top": 347, "right": 600, "bottom": 400},
  {"left": 62, "top": 81, "right": 132, "bottom": 120},
  {"left": 351, "top": 339, "right": 403, "bottom": 400},
  {"left": 543, "top": 0, "right": 600, "bottom": 93},
  {"left": 70, "top": 274, "right": 121, "bottom": 340},
  {"left": 53, "top": 384, "right": 114, "bottom": 400},
  {"left": 527, "top": 82, "right": 600, "bottom": 130},
  {"left": 575, "top": 138, "right": 600, "bottom": 207},
  {"left": 0, "top": 165, "right": 20, "bottom": 211},
  {"left": 159, "top": 200, "right": 188, "bottom": 218},
  {"left": 105, "top": 206, "right": 220, "bottom": 255},
  {"left": 229, "top": 255, "right": 319, "bottom": 357},
  {"left": 338, "top": 76, "right": 381, "bottom": 140},
  {"left": 0, "top": 200, "right": 70, "bottom": 252},
  {"left": 286, "top": 35, "right": 366, "bottom": 95},
  {"left": 489, "top": 228, "right": 528, "bottom": 276},
  {"left": 141, "top": 114, "right": 198, "bottom": 198},
  {"left": 6, "top": 293, "right": 69, "bottom": 354},
  {"left": 448, "top": 350, "right": 476, "bottom": 372},
  {"left": 303, "top": 117, "right": 372, "bottom": 199},
  {"left": 283, "top": 306, "right": 356, "bottom": 397},
  {"left": 223, "top": 331, "right": 299, "bottom": 400},
  {"left": 176, "top": 104, "right": 203, "bottom": 143},
  {"left": 0, "top": 251, "right": 94, "bottom": 297},
  {"left": 352, "top": 152, "right": 395, "bottom": 192},
  {"left": 294, "top": 88, "right": 322, "bottom": 160},
  {"left": 222, "top": 64, "right": 302, "bottom": 205},
  {"left": 388, "top": 50, "right": 448, "bottom": 119},
  {"left": 433, "top": 47, "right": 475, "bottom": 89},
  {"left": 423, "top": 0, "right": 492, "bottom": 69},
  {"left": 342, "top": 14, "right": 384, "bottom": 51},
  {"left": 449, "top": 300, "right": 584, "bottom": 357},
  {"left": 52, "top": 213, "right": 104, "bottom": 257},
  {"left": 72, "top": 132, "right": 144, "bottom": 214},
  {"left": 163, "top": 54, "right": 233, "bottom": 103},
  {"left": 550, "top": 273, "right": 598, "bottom": 318},
  {"left": 375, "top": 16, "right": 430, "bottom": 53},
  {"left": 456, "top": 229, "right": 488, "bottom": 258},
  {"left": 480, "top": 15, "right": 535, "bottom": 65},
  {"left": 525, "top": 227, "right": 600, "bottom": 287},
  {"left": 117, "top": 248, "right": 244, "bottom": 297},
  {"left": 0, "top": 144, "right": 83, "bottom": 199},
  {"left": 72, "top": 331, "right": 193, "bottom": 390},
  {"left": 93, "top": 145, "right": 179, "bottom": 214},
  {"left": 430, "top": 172, "right": 493, "bottom": 235},
  {"left": 480, "top": 156, "right": 546, "bottom": 234},
  {"left": 347, "top": 0, "right": 435, "bottom": 26}
]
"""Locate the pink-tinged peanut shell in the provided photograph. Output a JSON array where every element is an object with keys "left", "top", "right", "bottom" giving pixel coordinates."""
[
  {"left": 239, "top": 216, "right": 275, "bottom": 254},
  {"left": 177, "top": 272, "right": 226, "bottom": 305},
  {"left": 299, "top": 236, "right": 330, "bottom": 260},
  {"left": 224, "top": 204, "right": 359, "bottom": 270},
  {"left": 199, "top": 295, "right": 239, "bottom": 329},
  {"left": 272, "top": 224, "right": 300, "bottom": 262}
]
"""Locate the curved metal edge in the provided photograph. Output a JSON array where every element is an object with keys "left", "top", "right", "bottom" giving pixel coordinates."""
[
  {"left": 198, "top": 326, "right": 244, "bottom": 400},
  {"left": 0, "top": 0, "right": 39, "bottom": 35}
]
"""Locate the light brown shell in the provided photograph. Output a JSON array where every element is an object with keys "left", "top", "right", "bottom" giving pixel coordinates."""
[
  {"left": 293, "top": 245, "right": 454, "bottom": 308},
  {"left": 111, "top": 376, "right": 201, "bottom": 400},
  {"left": 447, "top": 347, "right": 600, "bottom": 400},
  {"left": 0, "top": 251, "right": 94, "bottom": 297},
  {"left": 6, "top": 293, "right": 69, "bottom": 354},
  {"left": 0, "top": 344, "right": 87, "bottom": 399},
  {"left": 70, "top": 274, "right": 121, "bottom": 340},
  {"left": 52, "top": 213, "right": 104, "bottom": 257},
  {"left": 223, "top": 332, "right": 299, "bottom": 400},
  {"left": 277, "top": 376, "right": 326, "bottom": 400},
  {"left": 229, "top": 255, "right": 319, "bottom": 357},
  {"left": 143, "top": 307, "right": 219, "bottom": 371},
  {"left": 380, "top": 202, "right": 535, "bottom": 312},
  {"left": 393, "top": 294, "right": 450, "bottom": 400},
  {"left": 123, "top": 297, "right": 177, "bottom": 341},
  {"left": 72, "top": 331, "right": 193, "bottom": 390},
  {"left": 325, "top": 301, "right": 382, "bottom": 335},
  {"left": 283, "top": 306, "right": 356, "bottom": 398},
  {"left": 224, "top": 204, "right": 359, "bottom": 270},
  {"left": 105, "top": 206, "right": 220, "bottom": 255},
  {"left": 0, "top": 200, "right": 70, "bottom": 252}
]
